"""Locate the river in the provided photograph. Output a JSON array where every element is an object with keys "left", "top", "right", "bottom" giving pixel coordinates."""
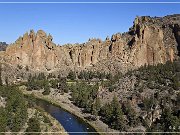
[{"left": 36, "top": 99, "right": 99, "bottom": 135}]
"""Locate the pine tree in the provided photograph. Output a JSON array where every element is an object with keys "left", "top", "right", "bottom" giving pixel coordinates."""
[
  {"left": 0, "top": 108, "right": 7, "bottom": 132},
  {"left": 122, "top": 101, "right": 138, "bottom": 127},
  {"left": 67, "top": 70, "right": 76, "bottom": 80},
  {"left": 25, "top": 117, "right": 41, "bottom": 135},
  {"left": 78, "top": 71, "right": 84, "bottom": 79},
  {"left": 114, "top": 104, "right": 126, "bottom": 131},
  {"left": 5, "top": 86, "right": 28, "bottom": 132},
  {"left": 92, "top": 97, "right": 101, "bottom": 116},
  {"left": 42, "top": 85, "right": 50, "bottom": 95},
  {"left": 100, "top": 103, "right": 113, "bottom": 123},
  {"left": 111, "top": 95, "right": 126, "bottom": 130},
  {"left": 160, "top": 107, "right": 180, "bottom": 132}
]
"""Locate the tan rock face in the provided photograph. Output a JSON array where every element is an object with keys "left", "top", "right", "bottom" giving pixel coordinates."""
[
  {"left": 1, "top": 14, "right": 180, "bottom": 73},
  {"left": 3, "top": 30, "right": 58, "bottom": 71}
]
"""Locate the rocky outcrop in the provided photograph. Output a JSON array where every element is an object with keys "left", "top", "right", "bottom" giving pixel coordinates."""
[
  {"left": 0, "top": 42, "right": 8, "bottom": 51},
  {"left": 0, "top": 96, "right": 6, "bottom": 108},
  {"left": 0, "top": 14, "right": 180, "bottom": 74}
]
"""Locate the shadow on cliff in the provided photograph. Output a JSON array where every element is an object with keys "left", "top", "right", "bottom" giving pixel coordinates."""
[{"left": 173, "top": 24, "right": 180, "bottom": 56}]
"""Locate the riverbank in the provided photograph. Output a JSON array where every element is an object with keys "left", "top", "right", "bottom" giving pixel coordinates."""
[
  {"left": 19, "top": 86, "right": 118, "bottom": 135},
  {"left": 3, "top": 106, "right": 68, "bottom": 135},
  {"left": 26, "top": 107, "right": 68, "bottom": 135}
]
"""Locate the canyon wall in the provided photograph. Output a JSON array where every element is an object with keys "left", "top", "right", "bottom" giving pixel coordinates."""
[{"left": 0, "top": 14, "right": 180, "bottom": 74}]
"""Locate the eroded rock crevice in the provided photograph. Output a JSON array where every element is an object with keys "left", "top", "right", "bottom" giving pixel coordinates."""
[{"left": 173, "top": 24, "right": 180, "bottom": 56}]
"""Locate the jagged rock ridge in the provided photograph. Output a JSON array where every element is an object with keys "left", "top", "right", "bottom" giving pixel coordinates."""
[{"left": 0, "top": 14, "right": 180, "bottom": 73}]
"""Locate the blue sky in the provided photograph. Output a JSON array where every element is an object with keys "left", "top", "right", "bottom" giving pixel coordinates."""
[{"left": 0, "top": 0, "right": 179, "bottom": 45}]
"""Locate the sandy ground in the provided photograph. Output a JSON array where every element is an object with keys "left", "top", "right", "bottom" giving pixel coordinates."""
[{"left": 20, "top": 86, "right": 119, "bottom": 135}]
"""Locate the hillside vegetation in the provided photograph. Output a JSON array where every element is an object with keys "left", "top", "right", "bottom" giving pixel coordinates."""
[
  {"left": 0, "top": 84, "right": 66, "bottom": 133},
  {"left": 68, "top": 60, "right": 180, "bottom": 132},
  {"left": 22, "top": 60, "right": 180, "bottom": 132}
]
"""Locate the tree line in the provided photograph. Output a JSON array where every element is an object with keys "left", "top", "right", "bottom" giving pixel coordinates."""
[{"left": 26, "top": 73, "right": 68, "bottom": 95}]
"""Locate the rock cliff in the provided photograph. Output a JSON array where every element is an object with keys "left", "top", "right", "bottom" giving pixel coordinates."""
[{"left": 0, "top": 14, "right": 180, "bottom": 74}]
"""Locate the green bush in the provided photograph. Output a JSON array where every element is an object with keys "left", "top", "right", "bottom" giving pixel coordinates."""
[
  {"left": 67, "top": 70, "right": 76, "bottom": 80},
  {"left": 25, "top": 117, "right": 41, "bottom": 134},
  {"left": 42, "top": 86, "right": 50, "bottom": 95}
]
